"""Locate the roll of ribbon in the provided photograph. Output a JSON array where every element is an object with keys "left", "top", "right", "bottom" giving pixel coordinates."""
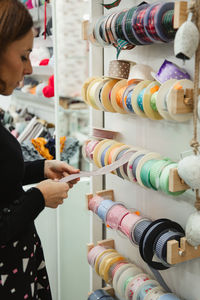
[
  {"left": 142, "top": 82, "right": 163, "bottom": 121},
  {"left": 149, "top": 158, "right": 173, "bottom": 190},
  {"left": 84, "top": 140, "right": 100, "bottom": 162},
  {"left": 95, "top": 248, "right": 117, "bottom": 275},
  {"left": 123, "top": 6, "right": 142, "bottom": 45},
  {"left": 115, "top": 10, "right": 128, "bottom": 41},
  {"left": 132, "top": 218, "right": 152, "bottom": 245},
  {"left": 94, "top": 16, "right": 110, "bottom": 47},
  {"left": 98, "top": 140, "right": 116, "bottom": 167},
  {"left": 93, "top": 139, "right": 112, "bottom": 168},
  {"left": 136, "top": 152, "right": 161, "bottom": 188},
  {"left": 105, "top": 143, "right": 124, "bottom": 165},
  {"left": 132, "top": 3, "right": 152, "bottom": 45},
  {"left": 99, "top": 252, "right": 120, "bottom": 278},
  {"left": 117, "top": 267, "right": 143, "bottom": 297},
  {"left": 116, "top": 148, "right": 130, "bottom": 178},
  {"left": 87, "top": 79, "right": 103, "bottom": 110},
  {"left": 122, "top": 85, "right": 135, "bottom": 114},
  {"left": 110, "top": 145, "right": 131, "bottom": 175},
  {"left": 131, "top": 80, "right": 152, "bottom": 118},
  {"left": 111, "top": 261, "right": 128, "bottom": 280},
  {"left": 111, "top": 79, "right": 128, "bottom": 114},
  {"left": 133, "top": 280, "right": 159, "bottom": 300},
  {"left": 144, "top": 286, "right": 166, "bottom": 300},
  {"left": 126, "top": 274, "right": 151, "bottom": 300},
  {"left": 101, "top": 79, "right": 119, "bottom": 112},
  {"left": 107, "top": 60, "right": 132, "bottom": 80},
  {"left": 88, "top": 289, "right": 114, "bottom": 300},
  {"left": 139, "top": 219, "right": 185, "bottom": 270},
  {"left": 127, "top": 150, "right": 148, "bottom": 182},
  {"left": 97, "top": 199, "right": 117, "bottom": 222},
  {"left": 88, "top": 195, "right": 104, "bottom": 213},
  {"left": 120, "top": 212, "right": 142, "bottom": 240},
  {"left": 82, "top": 77, "right": 98, "bottom": 104},
  {"left": 113, "top": 263, "right": 136, "bottom": 292},
  {"left": 106, "top": 204, "right": 129, "bottom": 229},
  {"left": 144, "top": 3, "right": 164, "bottom": 43},
  {"left": 116, "top": 85, "right": 129, "bottom": 109},
  {"left": 87, "top": 246, "right": 106, "bottom": 267},
  {"left": 103, "top": 255, "right": 127, "bottom": 283},
  {"left": 140, "top": 159, "right": 159, "bottom": 189}
]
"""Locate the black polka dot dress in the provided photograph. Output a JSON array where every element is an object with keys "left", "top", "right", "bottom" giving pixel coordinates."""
[{"left": 0, "top": 122, "right": 52, "bottom": 300}]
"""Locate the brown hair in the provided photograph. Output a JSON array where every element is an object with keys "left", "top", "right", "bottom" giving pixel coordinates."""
[{"left": 0, "top": 0, "right": 33, "bottom": 93}]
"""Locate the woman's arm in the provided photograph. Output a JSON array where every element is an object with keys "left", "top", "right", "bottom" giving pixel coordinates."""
[
  {"left": 0, "top": 187, "right": 45, "bottom": 245},
  {"left": 23, "top": 160, "right": 46, "bottom": 185}
]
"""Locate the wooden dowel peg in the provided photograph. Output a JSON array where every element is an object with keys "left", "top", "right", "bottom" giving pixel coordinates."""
[
  {"left": 174, "top": 1, "right": 188, "bottom": 29},
  {"left": 170, "top": 89, "right": 193, "bottom": 115},
  {"left": 169, "top": 168, "right": 190, "bottom": 192},
  {"left": 86, "top": 189, "right": 114, "bottom": 210},
  {"left": 97, "top": 238, "right": 115, "bottom": 249},
  {"left": 82, "top": 20, "right": 89, "bottom": 40},
  {"left": 167, "top": 237, "right": 200, "bottom": 264}
]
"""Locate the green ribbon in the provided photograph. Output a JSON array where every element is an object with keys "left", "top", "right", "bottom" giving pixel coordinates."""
[
  {"left": 102, "top": 0, "right": 121, "bottom": 9},
  {"left": 150, "top": 91, "right": 158, "bottom": 112},
  {"left": 116, "top": 39, "right": 129, "bottom": 59},
  {"left": 149, "top": 158, "right": 173, "bottom": 190},
  {"left": 140, "top": 159, "right": 158, "bottom": 189}
]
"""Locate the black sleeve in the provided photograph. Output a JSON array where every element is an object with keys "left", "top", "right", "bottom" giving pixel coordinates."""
[
  {"left": 23, "top": 160, "right": 46, "bottom": 185},
  {"left": 0, "top": 187, "right": 45, "bottom": 245}
]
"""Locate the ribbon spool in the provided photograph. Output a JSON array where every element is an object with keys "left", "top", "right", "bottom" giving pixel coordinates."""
[
  {"left": 106, "top": 204, "right": 129, "bottom": 230},
  {"left": 99, "top": 252, "right": 120, "bottom": 278},
  {"left": 119, "top": 148, "right": 139, "bottom": 181},
  {"left": 149, "top": 158, "right": 173, "bottom": 190},
  {"left": 97, "top": 199, "right": 117, "bottom": 222},
  {"left": 142, "top": 82, "right": 163, "bottom": 120},
  {"left": 117, "top": 268, "right": 143, "bottom": 298},
  {"left": 136, "top": 152, "right": 161, "bottom": 188},
  {"left": 115, "top": 148, "right": 130, "bottom": 178},
  {"left": 125, "top": 273, "right": 151, "bottom": 300},
  {"left": 106, "top": 13, "right": 118, "bottom": 45},
  {"left": 110, "top": 261, "right": 128, "bottom": 280},
  {"left": 113, "top": 263, "right": 137, "bottom": 291},
  {"left": 131, "top": 80, "right": 153, "bottom": 118},
  {"left": 132, "top": 280, "right": 159, "bottom": 300},
  {"left": 94, "top": 248, "right": 117, "bottom": 275},
  {"left": 94, "top": 15, "right": 111, "bottom": 47},
  {"left": 154, "top": 2, "right": 175, "bottom": 43},
  {"left": 104, "top": 142, "right": 124, "bottom": 166},
  {"left": 166, "top": 79, "right": 194, "bottom": 122},
  {"left": 107, "top": 60, "right": 133, "bottom": 80},
  {"left": 101, "top": 79, "right": 119, "bottom": 112},
  {"left": 122, "top": 84, "right": 137, "bottom": 114},
  {"left": 123, "top": 6, "right": 143, "bottom": 46},
  {"left": 88, "top": 195, "right": 104, "bottom": 214},
  {"left": 87, "top": 79, "right": 103, "bottom": 110},
  {"left": 98, "top": 140, "right": 117, "bottom": 167},
  {"left": 110, "top": 79, "right": 128, "bottom": 113},
  {"left": 156, "top": 79, "right": 177, "bottom": 121},
  {"left": 119, "top": 212, "right": 142, "bottom": 240},
  {"left": 144, "top": 3, "right": 164, "bottom": 43},
  {"left": 103, "top": 255, "right": 127, "bottom": 283},
  {"left": 93, "top": 139, "right": 112, "bottom": 168},
  {"left": 144, "top": 286, "right": 166, "bottom": 300},
  {"left": 87, "top": 245, "right": 106, "bottom": 267},
  {"left": 88, "top": 289, "right": 114, "bottom": 300},
  {"left": 83, "top": 139, "right": 99, "bottom": 163},
  {"left": 132, "top": 3, "right": 153, "bottom": 45},
  {"left": 110, "top": 145, "right": 131, "bottom": 176},
  {"left": 127, "top": 150, "right": 149, "bottom": 183},
  {"left": 82, "top": 77, "right": 99, "bottom": 104},
  {"left": 131, "top": 218, "right": 152, "bottom": 245},
  {"left": 96, "top": 79, "right": 111, "bottom": 111}
]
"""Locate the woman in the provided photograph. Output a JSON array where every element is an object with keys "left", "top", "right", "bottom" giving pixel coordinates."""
[{"left": 0, "top": 0, "right": 80, "bottom": 299}]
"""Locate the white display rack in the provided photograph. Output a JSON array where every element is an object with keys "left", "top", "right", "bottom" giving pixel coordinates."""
[{"left": 13, "top": 90, "right": 54, "bottom": 108}]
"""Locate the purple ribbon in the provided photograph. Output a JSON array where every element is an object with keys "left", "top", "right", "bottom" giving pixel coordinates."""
[{"left": 154, "top": 60, "right": 191, "bottom": 84}]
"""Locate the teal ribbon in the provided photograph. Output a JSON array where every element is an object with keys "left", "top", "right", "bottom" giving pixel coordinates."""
[{"left": 116, "top": 39, "right": 129, "bottom": 59}]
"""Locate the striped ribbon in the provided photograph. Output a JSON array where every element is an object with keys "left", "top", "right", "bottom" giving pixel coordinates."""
[
  {"left": 116, "top": 39, "right": 129, "bottom": 59},
  {"left": 103, "top": 0, "right": 121, "bottom": 9}
]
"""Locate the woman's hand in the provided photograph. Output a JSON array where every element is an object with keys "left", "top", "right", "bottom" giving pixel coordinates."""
[
  {"left": 36, "top": 179, "right": 70, "bottom": 208},
  {"left": 44, "top": 160, "right": 80, "bottom": 188}
]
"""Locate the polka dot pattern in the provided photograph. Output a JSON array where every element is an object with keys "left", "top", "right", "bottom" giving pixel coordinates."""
[{"left": 108, "top": 60, "right": 131, "bottom": 79}]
